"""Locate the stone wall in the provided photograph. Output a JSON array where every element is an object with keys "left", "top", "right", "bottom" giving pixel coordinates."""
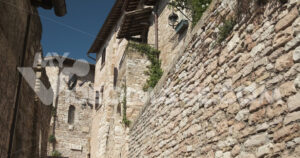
[
  {"left": 129, "top": 0, "right": 300, "bottom": 157},
  {"left": 0, "top": 0, "right": 52, "bottom": 157},
  {"left": 46, "top": 62, "right": 94, "bottom": 158}
]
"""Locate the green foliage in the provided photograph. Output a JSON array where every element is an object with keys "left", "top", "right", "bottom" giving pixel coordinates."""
[
  {"left": 51, "top": 107, "right": 56, "bottom": 117},
  {"left": 127, "top": 42, "right": 163, "bottom": 91},
  {"left": 122, "top": 84, "right": 131, "bottom": 127},
  {"left": 169, "top": 0, "right": 212, "bottom": 26},
  {"left": 51, "top": 150, "right": 62, "bottom": 157},
  {"left": 217, "top": 19, "right": 236, "bottom": 43},
  {"left": 48, "top": 134, "right": 56, "bottom": 143}
]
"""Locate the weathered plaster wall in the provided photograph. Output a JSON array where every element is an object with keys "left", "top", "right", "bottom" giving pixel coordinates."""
[
  {"left": 46, "top": 64, "right": 94, "bottom": 158},
  {"left": 129, "top": 0, "right": 300, "bottom": 157},
  {"left": 0, "top": 0, "right": 52, "bottom": 157}
]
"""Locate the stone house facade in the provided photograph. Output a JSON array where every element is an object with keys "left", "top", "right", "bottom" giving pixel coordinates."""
[
  {"left": 0, "top": 0, "right": 65, "bottom": 157},
  {"left": 45, "top": 57, "right": 95, "bottom": 158},
  {"left": 87, "top": 0, "right": 194, "bottom": 157}
]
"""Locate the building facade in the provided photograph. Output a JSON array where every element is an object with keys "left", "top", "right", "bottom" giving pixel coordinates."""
[
  {"left": 0, "top": 0, "right": 66, "bottom": 157},
  {"left": 45, "top": 57, "right": 95, "bottom": 158},
  {"left": 88, "top": 0, "right": 300, "bottom": 157},
  {"left": 87, "top": 0, "right": 192, "bottom": 157}
]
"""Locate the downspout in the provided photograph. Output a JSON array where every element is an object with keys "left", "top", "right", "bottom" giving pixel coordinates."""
[
  {"left": 52, "top": 67, "right": 61, "bottom": 151},
  {"left": 154, "top": 11, "right": 158, "bottom": 50},
  {"left": 8, "top": 13, "right": 32, "bottom": 158}
]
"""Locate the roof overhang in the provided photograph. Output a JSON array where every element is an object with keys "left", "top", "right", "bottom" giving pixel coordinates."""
[
  {"left": 123, "top": 0, "right": 140, "bottom": 11},
  {"left": 88, "top": 0, "right": 124, "bottom": 54},
  {"left": 117, "top": 7, "right": 153, "bottom": 39},
  {"left": 88, "top": 0, "right": 158, "bottom": 54}
]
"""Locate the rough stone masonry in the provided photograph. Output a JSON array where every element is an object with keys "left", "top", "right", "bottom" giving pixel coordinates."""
[{"left": 129, "top": 0, "right": 300, "bottom": 157}]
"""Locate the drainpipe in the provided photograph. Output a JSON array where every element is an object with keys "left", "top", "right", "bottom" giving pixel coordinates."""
[
  {"left": 154, "top": 11, "right": 158, "bottom": 50},
  {"left": 7, "top": 13, "right": 32, "bottom": 158},
  {"left": 52, "top": 67, "right": 61, "bottom": 151}
]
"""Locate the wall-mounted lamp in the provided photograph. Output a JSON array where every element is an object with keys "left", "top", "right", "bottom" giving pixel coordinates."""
[{"left": 168, "top": 12, "right": 179, "bottom": 29}]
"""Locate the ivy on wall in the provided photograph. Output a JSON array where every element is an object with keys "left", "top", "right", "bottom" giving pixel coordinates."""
[
  {"left": 127, "top": 42, "right": 163, "bottom": 91},
  {"left": 122, "top": 84, "right": 130, "bottom": 127},
  {"left": 169, "top": 0, "right": 212, "bottom": 26},
  {"left": 217, "top": 19, "right": 236, "bottom": 44},
  {"left": 51, "top": 150, "right": 62, "bottom": 157},
  {"left": 48, "top": 134, "right": 56, "bottom": 143}
]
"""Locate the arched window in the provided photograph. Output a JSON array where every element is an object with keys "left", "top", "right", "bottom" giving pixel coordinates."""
[{"left": 68, "top": 105, "right": 75, "bottom": 124}]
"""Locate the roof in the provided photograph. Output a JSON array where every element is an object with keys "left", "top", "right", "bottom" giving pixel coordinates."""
[
  {"left": 88, "top": 0, "right": 124, "bottom": 53},
  {"left": 117, "top": 7, "right": 153, "bottom": 39},
  {"left": 88, "top": 0, "right": 158, "bottom": 54},
  {"left": 124, "top": 0, "right": 140, "bottom": 11}
]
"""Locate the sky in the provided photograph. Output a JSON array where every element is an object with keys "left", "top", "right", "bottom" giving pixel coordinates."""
[{"left": 38, "top": 0, "right": 115, "bottom": 64}]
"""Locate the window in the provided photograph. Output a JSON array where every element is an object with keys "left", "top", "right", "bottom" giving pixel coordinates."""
[
  {"left": 100, "top": 86, "right": 104, "bottom": 106},
  {"left": 95, "top": 86, "right": 104, "bottom": 110},
  {"left": 95, "top": 91, "right": 100, "bottom": 110},
  {"left": 101, "top": 47, "right": 106, "bottom": 70},
  {"left": 113, "top": 67, "right": 118, "bottom": 88},
  {"left": 68, "top": 105, "right": 75, "bottom": 124}
]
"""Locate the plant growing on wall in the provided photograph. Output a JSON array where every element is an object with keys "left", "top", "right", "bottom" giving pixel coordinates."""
[
  {"left": 168, "top": 0, "right": 212, "bottom": 26},
  {"left": 122, "top": 84, "right": 131, "bottom": 127},
  {"left": 51, "top": 107, "right": 56, "bottom": 117},
  {"left": 51, "top": 150, "right": 62, "bottom": 157},
  {"left": 48, "top": 134, "right": 56, "bottom": 143},
  {"left": 127, "top": 42, "right": 163, "bottom": 91},
  {"left": 217, "top": 19, "right": 236, "bottom": 44}
]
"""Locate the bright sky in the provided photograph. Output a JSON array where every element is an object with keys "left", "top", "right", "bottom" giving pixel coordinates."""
[{"left": 38, "top": 0, "right": 115, "bottom": 64}]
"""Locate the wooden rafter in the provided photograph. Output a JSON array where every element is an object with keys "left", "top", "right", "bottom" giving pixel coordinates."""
[{"left": 117, "top": 7, "right": 153, "bottom": 39}]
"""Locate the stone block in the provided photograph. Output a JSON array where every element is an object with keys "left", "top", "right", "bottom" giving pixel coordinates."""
[
  {"left": 269, "top": 47, "right": 284, "bottom": 62},
  {"left": 279, "top": 81, "right": 297, "bottom": 98},
  {"left": 227, "top": 103, "right": 240, "bottom": 114},
  {"left": 237, "top": 152, "right": 256, "bottom": 158},
  {"left": 285, "top": 34, "right": 300, "bottom": 52},
  {"left": 293, "top": 46, "right": 300, "bottom": 62},
  {"left": 235, "top": 109, "right": 249, "bottom": 121},
  {"left": 222, "top": 92, "right": 237, "bottom": 104},
  {"left": 295, "top": 74, "right": 300, "bottom": 88},
  {"left": 275, "top": 7, "right": 299, "bottom": 32},
  {"left": 242, "top": 62, "right": 254, "bottom": 77},
  {"left": 273, "top": 34, "right": 292, "bottom": 49},
  {"left": 273, "top": 124, "right": 300, "bottom": 142},
  {"left": 293, "top": 17, "right": 300, "bottom": 35},
  {"left": 231, "top": 144, "right": 241, "bottom": 157},
  {"left": 249, "top": 98, "right": 268, "bottom": 112},
  {"left": 266, "top": 100, "right": 287, "bottom": 119},
  {"left": 244, "top": 133, "right": 269, "bottom": 147},
  {"left": 275, "top": 52, "right": 294, "bottom": 71},
  {"left": 284, "top": 111, "right": 300, "bottom": 125},
  {"left": 250, "top": 43, "right": 265, "bottom": 57},
  {"left": 256, "top": 143, "right": 273, "bottom": 157},
  {"left": 249, "top": 108, "right": 266, "bottom": 124},
  {"left": 254, "top": 57, "right": 268, "bottom": 69}
]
